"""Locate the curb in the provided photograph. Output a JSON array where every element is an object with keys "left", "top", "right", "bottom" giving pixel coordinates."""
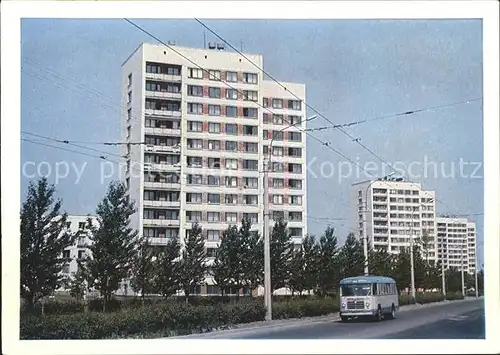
[{"left": 169, "top": 297, "right": 482, "bottom": 339}]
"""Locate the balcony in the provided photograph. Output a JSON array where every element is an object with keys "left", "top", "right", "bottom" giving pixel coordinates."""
[
  {"left": 145, "top": 90, "right": 182, "bottom": 100},
  {"left": 143, "top": 181, "right": 181, "bottom": 190},
  {"left": 76, "top": 237, "right": 87, "bottom": 248},
  {"left": 145, "top": 72, "right": 182, "bottom": 83},
  {"left": 145, "top": 109, "right": 182, "bottom": 118},
  {"left": 149, "top": 237, "right": 178, "bottom": 246},
  {"left": 143, "top": 199, "right": 181, "bottom": 208},
  {"left": 143, "top": 219, "right": 180, "bottom": 227},
  {"left": 144, "top": 127, "right": 181, "bottom": 136},
  {"left": 145, "top": 162, "right": 181, "bottom": 172},
  {"left": 144, "top": 144, "right": 181, "bottom": 155}
]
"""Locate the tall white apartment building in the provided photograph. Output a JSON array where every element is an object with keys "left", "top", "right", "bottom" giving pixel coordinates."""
[
  {"left": 351, "top": 178, "right": 438, "bottom": 262},
  {"left": 121, "top": 43, "right": 307, "bottom": 293},
  {"left": 436, "top": 216, "right": 477, "bottom": 274}
]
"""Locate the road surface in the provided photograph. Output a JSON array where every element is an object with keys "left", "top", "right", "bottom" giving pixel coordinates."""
[{"left": 182, "top": 298, "right": 484, "bottom": 339}]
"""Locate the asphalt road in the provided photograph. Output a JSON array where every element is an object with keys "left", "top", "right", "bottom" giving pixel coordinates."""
[{"left": 187, "top": 298, "right": 484, "bottom": 339}]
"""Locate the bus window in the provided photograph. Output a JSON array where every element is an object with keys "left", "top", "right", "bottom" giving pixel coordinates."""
[{"left": 372, "top": 283, "right": 377, "bottom": 295}]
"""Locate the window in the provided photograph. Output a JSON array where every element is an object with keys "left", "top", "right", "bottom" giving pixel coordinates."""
[
  {"left": 187, "top": 139, "right": 203, "bottom": 149},
  {"left": 127, "top": 73, "right": 132, "bottom": 86},
  {"left": 243, "top": 72, "right": 258, "bottom": 84},
  {"left": 207, "top": 176, "right": 220, "bottom": 186},
  {"left": 209, "top": 70, "right": 221, "bottom": 81},
  {"left": 290, "top": 195, "right": 302, "bottom": 205},
  {"left": 272, "top": 162, "right": 284, "bottom": 172},
  {"left": 243, "top": 108, "right": 258, "bottom": 118},
  {"left": 243, "top": 160, "right": 258, "bottom": 170},
  {"left": 126, "top": 126, "right": 131, "bottom": 138},
  {"left": 273, "top": 195, "right": 284, "bottom": 204},
  {"left": 187, "top": 174, "right": 203, "bottom": 185},
  {"left": 225, "top": 176, "right": 238, "bottom": 187},
  {"left": 186, "top": 193, "right": 202, "bottom": 203},
  {"left": 208, "top": 122, "right": 221, "bottom": 133},
  {"left": 208, "top": 140, "right": 220, "bottom": 151},
  {"left": 225, "top": 124, "right": 238, "bottom": 135},
  {"left": 288, "top": 163, "right": 302, "bottom": 174},
  {"left": 187, "top": 85, "right": 203, "bottom": 97},
  {"left": 188, "top": 68, "right": 203, "bottom": 79},
  {"left": 272, "top": 211, "right": 285, "bottom": 221},
  {"left": 225, "top": 212, "right": 238, "bottom": 223},
  {"left": 225, "top": 141, "right": 238, "bottom": 152},
  {"left": 208, "top": 157, "right": 221, "bottom": 169},
  {"left": 63, "top": 250, "right": 70, "bottom": 259},
  {"left": 78, "top": 222, "right": 86, "bottom": 230},
  {"left": 226, "top": 89, "right": 238, "bottom": 100},
  {"left": 272, "top": 131, "right": 284, "bottom": 141},
  {"left": 207, "top": 212, "right": 220, "bottom": 222},
  {"left": 226, "top": 71, "right": 238, "bottom": 82},
  {"left": 263, "top": 98, "right": 269, "bottom": 107},
  {"left": 289, "top": 212, "right": 302, "bottom": 221},
  {"left": 187, "top": 156, "right": 202, "bottom": 167},
  {"left": 244, "top": 195, "right": 258, "bottom": 205},
  {"left": 272, "top": 147, "right": 283, "bottom": 156},
  {"left": 290, "top": 228, "right": 303, "bottom": 237},
  {"left": 188, "top": 103, "right": 203, "bottom": 114},
  {"left": 290, "top": 116, "right": 302, "bottom": 125},
  {"left": 243, "top": 125, "right": 258, "bottom": 136},
  {"left": 244, "top": 142, "right": 258, "bottom": 153},
  {"left": 288, "top": 132, "right": 302, "bottom": 142},
  {"left": 273, "top": 178, "right": 284, "bottom": 188},
  {"left": 226, "top": 106, "right": 237, "bottom": 117},
  {"left": 209, "top": 87, "right": 221, "bottom": 98},
  {"left": 208, "top": 105, "right": 221, "bottom": 116},
  {"left": 273, "top": 115, "right": 283, "bottom": 125},
  {"left": 127, "top": 91, "right": 132, "bottom": 104},
  {"left": 288, "top": 147, "right": 302, "bottom": 157},
  {"left": 225, "top": 194, "right": 238, "bottom": 204},
  {"left": 127, "top": 108, "right": 132, "bottom": 121},
  {"left": 289, "top": 179, "right": 302, "bottom": 189},
  {"left": 272, "top": 99, "right": 283, "bottom": 109},
  {"left": 288, "top": 100, "right": 302, "bottom": 110},
  {"left": 244, "top": 177, "right": 258, "bottom": 188},
  {"left": 243, "top": 90, "right": 258, "bottom": 101},
  {"left": 186, "top": 211, "right": 202, "bottom": 222},
  {"left": 204, "top": 231, "right": 220, "bottom": 244},
  {"left": 65, "top": 222, "right": 71, "bottom": 229},
  {"left": 262, "top": 129, "right": 269, "bottom": 140},
  {"left": 78, "top": 250, "right": 86, "bottom": 259},
  {"left": 263, "top": 113, "right": 270, "bottom": 124},
  {"left": 243, "top": 213, "right": 259, "bottom": 224},
  {"left": 188, "top": 121, "right": 203, "bottom": 132},
  {"left": 225, "top": 159, "right": 238, "bottom": 170}
]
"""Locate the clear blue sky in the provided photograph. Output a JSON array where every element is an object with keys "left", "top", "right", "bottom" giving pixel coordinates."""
[{"left": 20, "top": 19, "right": 483, "bottom": 264}]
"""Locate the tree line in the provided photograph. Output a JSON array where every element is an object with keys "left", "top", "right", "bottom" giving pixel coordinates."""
[{"left": 21, "top": 178, "right": 483, "bottom": 311}]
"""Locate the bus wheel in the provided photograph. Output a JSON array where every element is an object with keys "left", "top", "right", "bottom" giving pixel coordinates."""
[
  {"left": 340, "top": 316, "right": 349, "bottom": 322},
  {"left": 388, "top": 305, "right": 396, "bottom": 320},
  {"left": 375, "top": 307, "right": 383, "bottom": 322}
]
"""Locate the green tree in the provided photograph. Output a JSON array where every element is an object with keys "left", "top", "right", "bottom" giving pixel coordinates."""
[
  {"left": 392, "top": 247, "right": 411, "bottom": 292},
  {"left": 338, "top": 233, "right": 365, "bottom": 278},
  {"left": 241, "top": 218, "right": 263, "bottom": 293},
  {"left": 178, "top": 222, "right": 206, "bottom": 302},
  {"left": 418, "top": 232, "right": 434, "bottom": 265},
  {"left": 154, "top": 237, "right": 181, "bottom": 298},
  {"left": 367, "top": 246, "right": 394, "bottom": 277},
  {"left": 20, "top": 178, "right": 76, "bottom": 309},
  {"left": 287, "top": 243, "right": 306, "bottom": 295},
  {"left": 316, "top": 226, "right": 339, "bottom": 296},
  {"left": 79, "top": 181, "right": 138, "bottom": 312},
  {"left": 212, "top": 225, "right": 240, "bottom": 296},
  {"left": 130, "top": 236, "right": 156, "bottom": 301},
  {"left": 69, "top": 269, "right": 87, "bottom": 301},
  {"left": 412, "top": 246, "right": 427, "bottom": 290},
  {"left": 270, "top": 219, "right": 293, "bottom": 293},
  {"left": 301, "top": 235, "right": 320, "bottom": 294}
]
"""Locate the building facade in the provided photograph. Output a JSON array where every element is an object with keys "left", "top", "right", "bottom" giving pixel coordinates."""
[
  {"left": 436, "top": 216, "right": 477, "bottom": 274},
  {"left": 121, "top": 43, "right": 307, "bottom": 293},
  {"left": 351, "top": 178, "right": 438, "bottom": 262}
]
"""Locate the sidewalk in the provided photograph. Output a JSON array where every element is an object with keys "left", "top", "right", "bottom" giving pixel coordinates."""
[{"left": 169, "top": 296, "right": 483, "bottom": 339}]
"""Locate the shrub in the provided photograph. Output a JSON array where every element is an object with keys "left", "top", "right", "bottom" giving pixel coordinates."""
[{"left": 273, "top": 297, "right": 339, "bottom": 320}]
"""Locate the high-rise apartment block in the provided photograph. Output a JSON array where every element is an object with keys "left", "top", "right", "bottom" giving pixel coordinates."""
[
  {"left": 351, "top": 178, "right": 438, "bottom": 262},
  {"left": 437, "top": 216, "right": 477, "bottom": 274},
  {"left": 121, "top": 43, "right": 307, "bottom": 292}
]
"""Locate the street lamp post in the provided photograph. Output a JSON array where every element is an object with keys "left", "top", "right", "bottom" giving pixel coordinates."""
[
  {"left": 441, "top": 257, "right": 447, "bottom": 298},
  {"left": 262, "top": 114, "right": 316, "bottom": 321},
  {"left": 474, "top": 246, "right": 479, "bottom": 298},
  {"left": 409, "top": 205, "right": 418, "bottom": 300},
  {"left": 461, "top": 239, "right": 466, "bottom": 298}
]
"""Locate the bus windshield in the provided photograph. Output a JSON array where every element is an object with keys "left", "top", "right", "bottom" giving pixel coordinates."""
[{"left": 341, "top": 283, "right": 372, "bottom": 296}]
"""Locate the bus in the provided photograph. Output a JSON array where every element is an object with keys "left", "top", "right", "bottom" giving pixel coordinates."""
[{"left": 339, "top": 275, "right": 399, "bottom": 322}]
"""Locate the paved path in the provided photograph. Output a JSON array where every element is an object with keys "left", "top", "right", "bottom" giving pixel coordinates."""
[{"left": 177, "top": 298, "right": 484, "bottom": 339}]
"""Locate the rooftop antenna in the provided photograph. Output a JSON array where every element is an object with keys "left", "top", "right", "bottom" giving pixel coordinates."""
[{"left": 203, "top": 31, "right": 206, "bottom": 49}]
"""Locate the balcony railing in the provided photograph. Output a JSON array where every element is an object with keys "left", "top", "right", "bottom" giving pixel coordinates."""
[
  {"left": 143, "top": 181, "right": 181, "bottom": 190},
  {"left": 145, "top": 91, "right": 182, "bottom": 100},
  {"left": 143, "top": 219, "right": 180, "bottom": 227},
  {"left": 145, "top": 108, "right": 182, "bottom": 118},
  {"left": 143, "top": 199, "right": 181, "bottom": 208},
  {"left": 144, "top": 127, "right": 181, "bottom": 136},
  {"left": 144, "top": 72, "right": 182, "bottom": 82}
]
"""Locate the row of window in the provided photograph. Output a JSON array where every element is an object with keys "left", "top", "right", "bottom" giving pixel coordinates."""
[
  {"left": 184, "top": 159, "right": 303, "bottom": 173},
  {"left": 262, "top": 98, "right": 302, "bottom": 111},
  {"left": 185, "top": 192, "right": 303, "bottom": 205},
  {"left": 187, "top": 85, "right": 258, "bottom": 101},
  {"left": 186, "top": 103, "right": 258, "bottom": 118},
  {"left": 145, "top": 99, "right": 181, "bottom": 111},
  {"left": 145, "top": 63, "right": 181, "bottom": 76},
  {"left": 263, "top": 113, "right": 303, "bottom": 126},
  {"left": 188, "top": 68, "right": 258, "bottom": 84},
  {"left": 62, "top": 249, "right": 86, "bottom": 260}
]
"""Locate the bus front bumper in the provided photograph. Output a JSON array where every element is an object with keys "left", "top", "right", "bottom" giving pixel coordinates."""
[{"left": 340, "top": 310, "right": 377, "bottom": 317}]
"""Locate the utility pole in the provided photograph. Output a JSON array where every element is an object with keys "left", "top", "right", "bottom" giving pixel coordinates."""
[
  {"left": 363, "top": 201, "right": 369, "bottom": 275},
  {"left": 441, "top": 258, "right": 447, "bottom": 298},
  {"left": 263, "top": 159, "right": 272, "bottom": 321},
  {"left": 461, "top": 239, "right": 466, "bottom": 298},
  {"left": 474, "top": 246, "right": 479, "bottom": 298},
  {"left": 409, "top": 206, "right": 416, "bottom": 300}
]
